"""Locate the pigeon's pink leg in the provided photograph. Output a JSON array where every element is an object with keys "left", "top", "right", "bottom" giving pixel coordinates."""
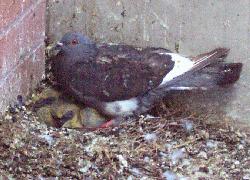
[
  {"left": 78, "top": 120, "right": 114, "bottom": 131},
  {"left": 79, "top": 118, "right": 122, "bottom": 131},
  {"left": 99, "top": 119, "right": 115, "bottom": 128}
]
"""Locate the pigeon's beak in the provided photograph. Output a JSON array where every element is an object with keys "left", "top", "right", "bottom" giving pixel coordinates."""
[
  {"left": 50, "top": 42, "right": 63, "bottom": 56},
  {"left": 56, "top": 42, "right": 63, "bottom": 47},
  {"left": 55, "top": 42, "right": 64, "bottom": 50}
]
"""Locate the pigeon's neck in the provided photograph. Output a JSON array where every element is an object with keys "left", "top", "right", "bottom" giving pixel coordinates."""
[{"left": 64, "top": 44, "right": 98, "bottom": 64}]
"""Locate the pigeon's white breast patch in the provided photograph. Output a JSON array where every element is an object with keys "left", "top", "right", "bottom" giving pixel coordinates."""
[
  {"left": 104, "top": 98, "right": 138, "bottom": 116},
  {"left": 160, "top": 53, "right": 194, "bottom": 86}
]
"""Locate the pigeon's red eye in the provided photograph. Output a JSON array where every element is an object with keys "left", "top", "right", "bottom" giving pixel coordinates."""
[{"left": 71, "top": 39, "right": 79, "bottom": 45}]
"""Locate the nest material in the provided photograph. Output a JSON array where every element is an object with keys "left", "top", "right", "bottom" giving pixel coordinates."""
[{"left": 0, "top": 85, "right": 249, "bottom": 179}]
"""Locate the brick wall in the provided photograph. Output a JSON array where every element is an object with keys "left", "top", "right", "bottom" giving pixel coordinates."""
[{"left": 0, "top": 0, "right": 46, "bottom": 111}]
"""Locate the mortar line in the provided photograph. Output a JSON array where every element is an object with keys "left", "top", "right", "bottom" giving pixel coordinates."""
[
  {"left": 0, "top": 41, "right": 44, "bottom": 87},
  {"left": 0, "top": 0, "right": 44, "bottom": 39}
]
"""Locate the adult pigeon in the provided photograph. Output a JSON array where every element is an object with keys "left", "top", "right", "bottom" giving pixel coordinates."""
[{"left": 51, "top": 32, "right": 242, "bottom": 127}]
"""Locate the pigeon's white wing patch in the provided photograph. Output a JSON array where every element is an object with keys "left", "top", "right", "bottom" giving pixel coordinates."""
[
  {"left": 104, "top": 98, "right": 138, "bottom": 116},
  {"left": 168, "top": 86, "right": 208, "bottom": 90},
  {"left": 159, "top": 53, "right": 194, "bottom": 86}
]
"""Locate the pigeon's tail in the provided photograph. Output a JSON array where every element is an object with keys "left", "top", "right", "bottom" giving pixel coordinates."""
[
  {"left": 216, "top": 63, "right": 243, "bottom": 86},
  {"left": 190, "top": 48, "right": 230, "bottom": 72},
  {"left": 137, "top": 48, "right": 242, "bottom": 114},
  {"left": 163, "top": 48, "right": 242, "bottom": 90},
  {"left": 168, "top": 62, "right": 243, "bottom": 91},
  {"left": 173, "top": 48, "right": 242, "bottom": 89},
  {"left": 160, "top": 48, "right": 231, "bottom": 87}
]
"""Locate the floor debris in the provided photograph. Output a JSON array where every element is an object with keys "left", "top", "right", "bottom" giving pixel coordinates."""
[{"left": 0, "top": 84, "right": 249, "bottom": 179}]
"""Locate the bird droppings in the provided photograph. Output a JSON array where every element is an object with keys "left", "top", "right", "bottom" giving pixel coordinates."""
[
  {"left": 129, "top": 167, "right": 143, "bottom": 177},
  {"left": 162, "top": 170, "right": 178, "bottom": 180},
  {"left": 206, "top": 139, "right": 219, "bottom": 148},
  {"left": 143, "top": 133, "right": 157, "bottom": 142},
  {"left": 117, "top": 154, "right": 128, "bottom": 168},
  {"left": 79, "top": 160, "right": 92, "bottom": 174},
  {"left": 169, "top": 148, "right": 186, "bottom": 165},
  {"left": 0, "top": 84, "right": 250, "bottom": 178},
  {"left": 144, "top": 114, "right": 160, "bottom": 120},
  {"left": 197, "top": 151, "right": 208, "bottom": 160},
  {"left": 38, "top": 134, "right": 54, "bottom": 148},
  {"left": 181, "top": 118, "right": 194, "bottom": 132}
]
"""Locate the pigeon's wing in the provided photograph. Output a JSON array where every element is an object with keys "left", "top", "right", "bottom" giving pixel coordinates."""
[
  {"left": 67, "top": 47, "right": 237, "bottom": 117},
  {"left": 68, "top": 45, "right": 175, "bottom": 102}
]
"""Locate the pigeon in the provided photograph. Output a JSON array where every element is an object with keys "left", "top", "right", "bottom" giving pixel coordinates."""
[{"left": 50, "top": 32, "right": 242, "bottom": 127}]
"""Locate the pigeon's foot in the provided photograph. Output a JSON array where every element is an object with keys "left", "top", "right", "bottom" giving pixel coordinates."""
[
  {"left": 99, "top": 119, "right": 116, "bottom": 128},
  {"left": 98, "top": 117, "right": 124, "bottom": 128},
  {"left": 80, "top": 117, "right": 123, "bottom": 131}
]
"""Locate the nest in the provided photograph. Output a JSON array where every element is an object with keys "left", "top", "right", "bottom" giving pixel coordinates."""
[{"left": 0, "top": 83, "right": 249, "bottom": 179}]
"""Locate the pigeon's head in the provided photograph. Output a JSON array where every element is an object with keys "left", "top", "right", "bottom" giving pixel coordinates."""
[{"left": 55, "top": 32, "right": 96, "bottom": 52}]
